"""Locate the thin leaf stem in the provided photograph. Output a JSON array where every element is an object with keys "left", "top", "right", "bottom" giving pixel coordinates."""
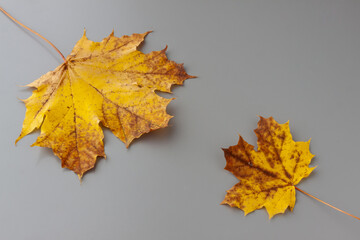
[
  {"left": 295, "top": 186, "right": 360, "bottom": 221},
  {"left": 0, "top": 6, "right": 66, "bottom": 63}
]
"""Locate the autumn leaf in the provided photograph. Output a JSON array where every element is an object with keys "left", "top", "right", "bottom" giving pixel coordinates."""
[
  {"left": 222, "top": 116, "right": 316, "bottom": 219},
  {"left": 15, "top": 30, "right": 194, "bottom": 178}
]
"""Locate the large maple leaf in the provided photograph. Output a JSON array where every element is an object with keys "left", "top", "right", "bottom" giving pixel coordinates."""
[
  {"left": 16, "top": 31, "right": 194, "bottom": 178},
  {"left": 222, "top": 116, "right": 315, "bottom": 218}
]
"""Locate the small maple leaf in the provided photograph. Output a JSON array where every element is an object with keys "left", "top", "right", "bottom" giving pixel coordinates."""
[
  {"left": 16, "top": 30, "right": 194, "bottom": 178},
  {"left": 222, "top": 116, "right": 316, "bottom": 219}
]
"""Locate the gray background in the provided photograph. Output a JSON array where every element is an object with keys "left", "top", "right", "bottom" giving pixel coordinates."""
[{"left": 0, "top": 0, "right": 359, "bottom": 239}]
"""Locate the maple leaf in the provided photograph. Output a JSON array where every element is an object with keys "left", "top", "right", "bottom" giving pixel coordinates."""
[
  {"left": 16, "top": 30, "right": 194, "bottom": 178},
  {"left": 221, "top": 116, "right": 315, "bottom": 219}
]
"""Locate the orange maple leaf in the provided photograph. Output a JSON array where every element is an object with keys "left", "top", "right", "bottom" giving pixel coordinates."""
[
  {"left": 16, "top": 30, "right": 194, "bottom": 178},
  {"left": 222, "top": 116, "right": 315, "bottom": 218}
]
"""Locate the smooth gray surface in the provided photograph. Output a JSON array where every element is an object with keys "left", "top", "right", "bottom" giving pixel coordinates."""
[{"left": 1, "top": 0, "right": 360, "bottom": 239}]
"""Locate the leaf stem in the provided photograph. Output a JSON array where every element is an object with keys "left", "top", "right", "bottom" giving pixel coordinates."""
[
  {"left": 295, "top": 186, "right": 360, "bottom": 221},
  {"left": 0, "top": 6, "right": 66, "bottom": 63}
]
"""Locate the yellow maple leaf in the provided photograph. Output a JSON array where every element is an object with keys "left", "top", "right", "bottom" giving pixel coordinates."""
[
  {"left": 222, "top": 116, "right": 316, "bottom": 219},
  {"left": 16, "top": 30, "right": 194, "bottom": 178}
]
